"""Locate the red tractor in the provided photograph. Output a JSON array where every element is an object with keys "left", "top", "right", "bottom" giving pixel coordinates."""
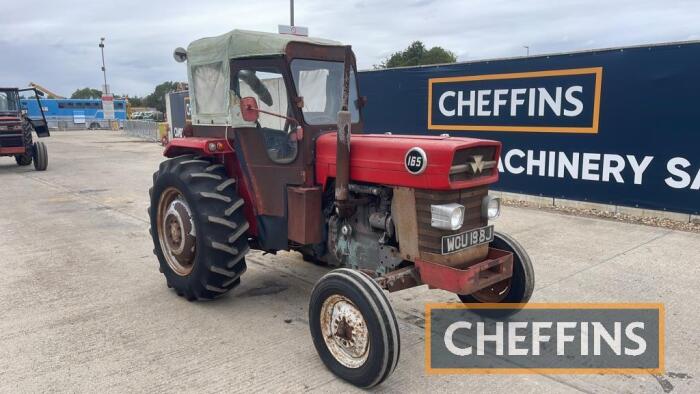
[
  {"left": 0, "top": 87, "right": 49, "bottom": 171},
  {"left": 150, "top": 30, "right": 534, "bottom": 388}
]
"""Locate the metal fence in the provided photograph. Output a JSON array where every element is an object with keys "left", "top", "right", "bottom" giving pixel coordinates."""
[
  {"left": 123, "top": 120, "right": 159, "bottom": 142},
  {"left": 43, "top": 117, "right": 123, "bottom": 130}
]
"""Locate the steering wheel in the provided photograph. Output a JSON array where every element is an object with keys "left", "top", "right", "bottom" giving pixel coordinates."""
[{"left": 238, "top": 70, "right": 273, "bottom": 106}]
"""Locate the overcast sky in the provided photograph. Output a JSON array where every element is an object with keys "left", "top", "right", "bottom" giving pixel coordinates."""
[{"left": 1, "top": 0, "right": 698, "bottom": 97}]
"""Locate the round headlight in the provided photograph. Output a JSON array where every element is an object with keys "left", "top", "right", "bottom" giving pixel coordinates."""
[
  {"left": 482, "top": 196, "right": 501, "bottom": 220},
  {"left": 487, "top": 197, "right": 501, "bottom": 219},
  {"left": 450, "top": 207, "right": 465, "bottom": 230}
]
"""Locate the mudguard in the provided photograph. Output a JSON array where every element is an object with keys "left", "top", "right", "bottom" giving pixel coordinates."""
[{"left": 163, "top": 137, "right": 233, "bottom": 158}]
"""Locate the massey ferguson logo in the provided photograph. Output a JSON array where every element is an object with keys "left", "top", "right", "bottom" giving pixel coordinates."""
[
  {"left": 428, "top": 67, "right": 603, "bottom": 134},
  {"left": 405, "top": 147, "right": 428, "bottom": 175},
  {"left": 467, "top": 155, "right": 496, "bottom": 175}
]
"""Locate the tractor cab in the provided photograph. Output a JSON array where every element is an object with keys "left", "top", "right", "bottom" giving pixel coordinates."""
[
  {"left": 0, "top": 88, "right": 21, "bottom": 117},
  {"left": 152, "top": 29, "right": 534, "bottom": 388},
  {"left": 168, "top": 30, "right": 364, "bottom": 249},
  {"left": 0, "top": 87, "right": 49, "bottom": 137}
]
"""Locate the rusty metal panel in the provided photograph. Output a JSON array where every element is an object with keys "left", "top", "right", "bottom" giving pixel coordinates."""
[
  {"left": 287, "top": 186, "right": 322, "bottom": 244},
  {"left": 414, "top": 247, "right": 513, "bottom": 295},
  {"left": 391, "top": 187, "right": 420, "bottom": 261},
  {"left": 375, "top": 266, "right": 422, "bottom": 292},
  {"left": 236, "top": 127, "right": 305, "bottom": 217},
  {"left": 421, "top": 244, "right": 488, "bottom": 268}
]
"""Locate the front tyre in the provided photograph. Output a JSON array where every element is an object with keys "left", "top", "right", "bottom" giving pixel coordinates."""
[
  {"left": 458, "top": 231, "right": 535, "bottom": 304},
  {"left": 149, "top": 154, "right": 249, "bottom": 300},
  {"left": 309, "top": 268, "right": 400, "bottom": 388},
  {"left": 32, "top": 141, "right": 48, "bottom": 171}
]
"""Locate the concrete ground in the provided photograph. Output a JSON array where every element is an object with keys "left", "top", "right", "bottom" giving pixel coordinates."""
[{"left": 0, "top": 130, "right": 697, "bottom": 393}]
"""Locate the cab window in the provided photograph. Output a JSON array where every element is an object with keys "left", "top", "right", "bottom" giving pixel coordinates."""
[
  {"left": 0, "top": 91, "right": 19, "bottom": 113},
  {"left": 290, "top": 59, "right": 360, "bottom": 125},
  {"left": 233, "top": 67, "right": 298, "bottom": 164}
]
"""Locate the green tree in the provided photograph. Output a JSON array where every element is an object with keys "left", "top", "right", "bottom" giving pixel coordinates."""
[
  {"left": 70, "top": 87, "right": 103, "bottom": 99},
  {"left": 376, "top": 41, "right": 457, "bottom": 69},
  {"left": 126, "top": 96, "right": 144, "bottom": 107},
  {"left": 144, "top": 81, "right": 178, "bottom": 112}
]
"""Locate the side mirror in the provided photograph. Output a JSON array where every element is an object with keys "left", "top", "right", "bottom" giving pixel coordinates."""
[
  {"left": 173, "top": 47, "right": 188, "bottom": 63},
  {"left": 35, "top": 89, "right": 45, "bottom": 97},
  {"left": 240, "top": 96, "right": 259, "bottom": 122}
]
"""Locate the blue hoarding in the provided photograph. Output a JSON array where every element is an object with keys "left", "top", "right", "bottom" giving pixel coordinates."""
[{"left": 358, "top": 42, "right": 700, "bottom": 214}]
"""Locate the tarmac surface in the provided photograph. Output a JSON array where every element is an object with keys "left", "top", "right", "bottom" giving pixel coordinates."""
[{"left": 1, "top": 130, "right": 698, "bottom": 393}]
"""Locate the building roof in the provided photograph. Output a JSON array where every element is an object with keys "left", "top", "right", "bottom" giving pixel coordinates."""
[{"left": 186, "top": 29, "right": 342, "bottom": 65}]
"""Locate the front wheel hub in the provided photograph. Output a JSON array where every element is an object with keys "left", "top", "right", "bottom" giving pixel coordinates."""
[
  {"left": 320, "top": 294, "right": 370, "bottom": 368},
  {"left": 157, "top": 188, "right": 196, "bottom": 276}
]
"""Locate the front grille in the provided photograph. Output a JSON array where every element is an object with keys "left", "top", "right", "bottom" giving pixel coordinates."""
[
  {"left": 415, "top": 187, "right": 488, "bottom": 254},
  {"left": 450, "top": 147, "right": 497, "bottom": 182}
]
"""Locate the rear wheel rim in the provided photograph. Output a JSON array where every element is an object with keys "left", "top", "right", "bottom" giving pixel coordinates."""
[
  {"left": 320, "top": 294, "right": 370, "bottom": 369},
  {"left": 157, "top": 187, "right": 196, "bottom": 276}
]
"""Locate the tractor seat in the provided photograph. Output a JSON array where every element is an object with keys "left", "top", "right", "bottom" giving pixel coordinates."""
[{"left": 260, "top": 127, "right": 297, "bottom": 163}]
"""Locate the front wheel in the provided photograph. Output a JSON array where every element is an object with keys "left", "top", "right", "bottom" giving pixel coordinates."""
[
  {"left": 458, "top": 231, "right": 534, "bottom": 304},
  {"left": 309, "top": 268, "right": 400, "bottom": 388},
  {"left": 33, "top": 141, "right": 48, "bottom": 171}
]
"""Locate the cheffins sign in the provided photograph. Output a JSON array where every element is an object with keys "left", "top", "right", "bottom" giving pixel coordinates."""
[
  {"left": 428, "top": 68, "right": 602, "bottom": 133},
  {"left": 358, "top": 41, "right": 700, "bottom": 214}
]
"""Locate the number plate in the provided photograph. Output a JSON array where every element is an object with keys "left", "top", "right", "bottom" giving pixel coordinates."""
[{"left": 441, "top": 225, "right": 494, "bottom": 255}]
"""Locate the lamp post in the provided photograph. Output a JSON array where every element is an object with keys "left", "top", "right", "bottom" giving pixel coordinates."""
[
  {"left": 99, "top": 37, "right": 108, "bottom": 94},
  {"left": 523, "top": 45, "right": 530, "bottom": 57},
  {"left": 290, "top": 0, "right": 294, "bottom": 26}
]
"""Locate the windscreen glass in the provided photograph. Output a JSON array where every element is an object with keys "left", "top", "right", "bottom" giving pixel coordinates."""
[
  {"left": 290, "top": 59, "right": 359, "bottom": 125},
  {"left": 0, "top": 91, "right": 19, "bottom": 113}
]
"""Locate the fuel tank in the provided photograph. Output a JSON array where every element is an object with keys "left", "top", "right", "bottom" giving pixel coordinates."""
[{"left": 315, "top": 132, "right": 501, "bottom": 190}]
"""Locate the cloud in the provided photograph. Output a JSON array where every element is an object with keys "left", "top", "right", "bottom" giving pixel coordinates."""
[{"left": 1, "top": 0, "right": 697, "bottom": 96}]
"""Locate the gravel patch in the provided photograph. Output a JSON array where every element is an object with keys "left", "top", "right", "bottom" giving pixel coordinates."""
[{"left": 503, "top": 198, "right": 700, "bottom": 233}]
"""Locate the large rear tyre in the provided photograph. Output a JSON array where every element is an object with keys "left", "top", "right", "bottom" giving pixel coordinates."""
[
  {"left": 32, "top": 141, "right": 48, "bottom": 171},
  {"left": 149, "top": 154, "right": 249, "bottom": 300},
  {"left": 15, "top": 154, "right": 32, "bottom": 166},
  {"left": 309, "top": 268, "right": 400, "bottom": 388},
  {"left": 458, "top": 231, "right": 534, "bottom": 304},
  {"left": 15, "top": 121, "right": 33, "bottom": 166}
]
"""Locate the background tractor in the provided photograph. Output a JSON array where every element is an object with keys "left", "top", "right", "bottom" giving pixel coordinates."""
[
  {"left": 149, "top": 29, "right": 534, "bottom": 388},
  {"left": 0, "top": 87, "right": 49, "bottom": 170}
]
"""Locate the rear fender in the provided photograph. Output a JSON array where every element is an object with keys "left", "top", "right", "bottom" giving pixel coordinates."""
[{"left": 163, "top": 137, "right": 259, "bottom": 237}]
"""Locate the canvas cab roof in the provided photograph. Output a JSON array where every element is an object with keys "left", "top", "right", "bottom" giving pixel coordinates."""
[
  {"left": 184, "top": 29, "right": 343, "bottom": 127},
  {"left": 186, "top": 29, "right": 342, "bottom": 66}
]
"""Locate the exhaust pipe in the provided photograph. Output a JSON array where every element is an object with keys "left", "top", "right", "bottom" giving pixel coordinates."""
[{"left": 335, "top": 46, "right": 353, "bottom": 216}]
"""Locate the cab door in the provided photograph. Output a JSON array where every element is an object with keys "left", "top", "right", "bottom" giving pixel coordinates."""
[{"left": 230, "top": 57, "right": 305, "bottom": 249}]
